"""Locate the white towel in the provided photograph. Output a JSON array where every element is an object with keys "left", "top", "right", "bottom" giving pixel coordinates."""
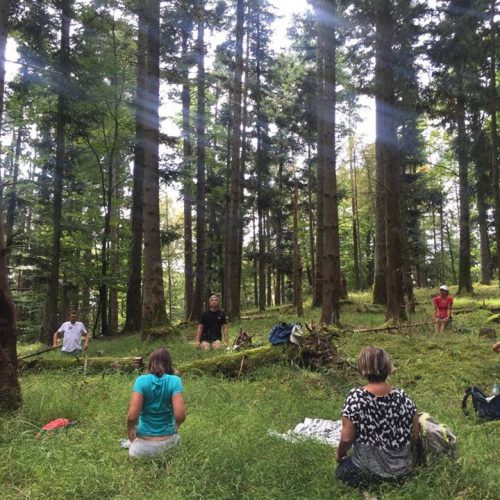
[{"left": 268, "top": 418, "right": 342, "bottom": 447}]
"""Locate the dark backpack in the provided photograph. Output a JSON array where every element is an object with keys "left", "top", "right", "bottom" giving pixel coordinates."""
[
  {"left": 268, "top": 323, "right": 294, "bottom": 345},
  {"left": 461, "top": 386, "right": 500, "bottom": 421}
]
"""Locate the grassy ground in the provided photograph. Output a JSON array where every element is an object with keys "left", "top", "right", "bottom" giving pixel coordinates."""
[{"left": 2, "top": 286, "right": 499, "bottom": 499}]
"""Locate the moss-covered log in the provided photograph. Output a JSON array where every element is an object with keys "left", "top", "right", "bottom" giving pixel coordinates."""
[
  {"left": 20, "top": 356, "right": 144, "bottom": 373},
  {"left": 177, "top": 345, "right": 289, "bottom": 377}
]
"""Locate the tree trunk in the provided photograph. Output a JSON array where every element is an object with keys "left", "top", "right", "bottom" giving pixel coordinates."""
[
  {"left": 293, "top": 177, "right": 304, "bottom": 317},
  {"left": 313, "top": 0, "right": 324, "bottom": 308},
  {"left": 40, "top": 0, "right": 72, "bottom": 344},
  {"left": 376, "top": 0, "right": 405, "bottom": 322},
  {"left": 6, "top": 125, "right": 22, "bottom": 257},
  {"left": 490, "top": 0, "right": 500, "bottom": 287},
  {"left": 372, "top": 0, "right": 388, "bottom": 307},
  {"left": 192, "top": 0, "right": 207, "bottom": 321},
  {"left": 456, "top": 59, "right": 473, "bottom": 295},
  {"left": 255, "top": 9, "right": 266, "bottom": 312},
  {"left": 307, "top": 142, "right": 316, "bottom": 295},
  {"left": 123, "top": 3, "right": 146, "bottom": 334},
  {"left": 225, "top": 0, "right": 245, "bottom": 320},
  {"left": 0, "top": 0, "right": 21, "bottom": 412},
  {"left": 349, "top": 132, "right": 361, "bottom": 290},
  {"left": 181, "top": 7, "right": 194, "bottom": 320},
  {"left": 445, "top": 216, "right": 457, "bottom": 283},
  {"left": 142, "top": 0, "right": 168, "bottom": 333},
  {"left": 319, "top": 0, "right": 341, "bottom": 325}
]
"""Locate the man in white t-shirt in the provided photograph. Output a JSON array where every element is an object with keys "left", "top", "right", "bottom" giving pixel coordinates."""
[{"left": 52, "top": 310, "right": 89, "bottom": 354}]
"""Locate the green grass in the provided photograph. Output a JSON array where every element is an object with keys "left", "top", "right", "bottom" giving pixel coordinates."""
[{"left": 2, "top": 286, "right": 499, "bottom": 499}]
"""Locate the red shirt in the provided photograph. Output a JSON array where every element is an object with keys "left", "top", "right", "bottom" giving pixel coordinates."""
[{"left": 433, "top": 295, "right": 453, "bottom": 319}]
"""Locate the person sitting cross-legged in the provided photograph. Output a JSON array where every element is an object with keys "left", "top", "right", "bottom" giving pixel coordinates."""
[
  {"left": 336, "top": 346, "right": 419, "bottom": 487},
  {"left": 127, "top": 348, "right": 186, "bottom": 459},
  {"left": 195, "top": 294, "right": 229, "bottom": 350}
]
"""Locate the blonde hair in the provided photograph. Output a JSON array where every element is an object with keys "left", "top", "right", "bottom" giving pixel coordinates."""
[{"left": 357, "top": 346, "right": 393, "bottom": 382}]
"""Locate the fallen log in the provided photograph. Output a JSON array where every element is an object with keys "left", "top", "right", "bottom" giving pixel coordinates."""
[
  {"left": 177, "top": 345, "right": 288, "bottom": 377},
  {"left": 352, "top": 321, "right": 434, "bottom": 334},
  {"left": 18, "top": 345, "right": 62, "bottom": 360},
  {"left": 452, "top": 308, "right": 477, "bottom": 315},
  {"left": 19, "top": 356, "right": 144, "bottom": 373}
]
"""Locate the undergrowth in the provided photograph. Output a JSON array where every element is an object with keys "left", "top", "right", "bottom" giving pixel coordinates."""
[{"left": 2, "top": 286, "right": 499, "bottom": 499}]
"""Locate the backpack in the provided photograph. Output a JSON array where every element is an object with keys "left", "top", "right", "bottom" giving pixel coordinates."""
[
  {"left": 461, "top": 386, "right": 500, "bottom": 421},
  {"left": 268, "top": 323, "right": 294, "bottom": 345},
  {"left": 416, "top": 412, "right": 457, "bottom": 466}
]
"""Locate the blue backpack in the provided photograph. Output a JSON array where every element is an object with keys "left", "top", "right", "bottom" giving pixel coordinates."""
[{"left": 268, "top": 323, "right": 294, "bottom": 345}]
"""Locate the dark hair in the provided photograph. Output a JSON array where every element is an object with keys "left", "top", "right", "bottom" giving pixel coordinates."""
[
  {"left": 147, "top": 347, "right": 174, "bottom": 376},
  {"left": 357, "top": 346, "right": 393, "bottom": 382}
]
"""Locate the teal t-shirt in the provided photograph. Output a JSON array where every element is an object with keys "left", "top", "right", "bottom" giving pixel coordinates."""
[{"left": 132, "top": 373, "right": 183, "bottom": 436}]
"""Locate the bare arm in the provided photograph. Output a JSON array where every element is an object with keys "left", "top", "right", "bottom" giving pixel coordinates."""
[
  {"left": 172, "top": 393, "right": 186, "bottom": 429},
  {"left": 82, "top": 332, "right": 90, "bottom": 350},
  {"left": 446, "top": 302, "right": 452, "bottom": 320},
  {"left": 127, "top": 392, "right": 144, "bottom": 442},
  {"left": 336, "top": 416, "right": 356, "bottom": 463},
  {"left": 195, "top": 324, "right": 203, "bottom": 345},
  {"left": 52, "top": 330, "right": 61, "bottom": 347},
  {"left": 432, "top": 300, "right": 438, "bottom": 318}
]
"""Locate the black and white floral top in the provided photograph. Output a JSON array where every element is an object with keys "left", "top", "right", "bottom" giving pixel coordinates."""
[{"left": 342, "top": 387, "right": 417, "bottom": 478}]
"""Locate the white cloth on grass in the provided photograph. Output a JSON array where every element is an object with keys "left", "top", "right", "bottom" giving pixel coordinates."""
[{"left": 268, "top": 418, "right": 342, "bottom": 447}]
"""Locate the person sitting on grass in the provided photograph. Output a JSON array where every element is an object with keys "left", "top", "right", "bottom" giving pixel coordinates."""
[
  {"left": 336, "top": 346, "right": 419, "bottom": 487},
  {"left": 195, "top": 294, "right": 229, "bottom": 350},
  {"left": 127, "top": 347, "right": 186, "bottom": 459},
  {"left": 432, "top": 284, "right": 453, "bottom": 333}
]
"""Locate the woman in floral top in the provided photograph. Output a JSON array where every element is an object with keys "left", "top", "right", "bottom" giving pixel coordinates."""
[{"left": 336, "top": 346, "right": 419, "bottom": 487}]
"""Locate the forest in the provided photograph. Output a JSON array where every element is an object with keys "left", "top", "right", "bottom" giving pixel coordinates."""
[
  {"left": 0, "top": 0, "right": 499, "bottom": 397},
  {"left": 0, "top": 1, "right": 499, "bottom": 495}
]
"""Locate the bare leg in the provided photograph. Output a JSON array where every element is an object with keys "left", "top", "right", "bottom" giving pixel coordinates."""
[
  {"left": 200, "top": 341, "right": 211, "bottom": 351},
  {"left": 212, "top": 340, "right": 223, "bottom": 350}
]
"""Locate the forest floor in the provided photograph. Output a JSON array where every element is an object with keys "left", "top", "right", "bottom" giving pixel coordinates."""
[{"left": 2, "top": 285, "right": 500, "bottom": 499}]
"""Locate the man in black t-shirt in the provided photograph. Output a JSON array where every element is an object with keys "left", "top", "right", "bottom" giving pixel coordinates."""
[{"left": 195, "top": 295, "right": 229, "bottom": 350}]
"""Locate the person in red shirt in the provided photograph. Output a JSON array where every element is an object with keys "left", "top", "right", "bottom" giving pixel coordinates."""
[{"left": 433, "top": 285, "right": 453, "bottom": 333}]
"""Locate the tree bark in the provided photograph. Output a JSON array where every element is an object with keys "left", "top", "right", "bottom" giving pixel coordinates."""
[
  {"left": 142, "top": 0, "right": 168, "bottom": 333},
  {"left": 181, "top": 8, "right": 194, "bottom": 320},
  {"left": 6, "top": 125, "right": 22, "bottom": 258},
  {"left": 372, "top": 0, "right": 388, "bottom": 307},
  {"left": 293, "top": 177, "right": 304, "bottom": 317},
  {"left": 376, "top": 0, "right": 405, "bottom": 322},
  {"left": 456, "top": 59, "right": 473, "bottom": 294},
  {"left": 40, "top": 0, "right": 72, "bottom": 344},
  {"left": 0, "top": 0, "right": 21, "bottom": 412},
  {"left": 123, "top": 3, "right": 146, "bottom": 334},
  {"left": 192, "top": 0, "right": 207, "bottom": 321},
  {"left": 490, "top": 0, "right": 500, "bottom": 287},
  {"left": 349, "top": 130, "right": 361, "bottom": 290},
  {"left": 225, "top": 0, "right": 245, "bottom": 320},
  {"left": 313, "top": 0, "right": 324, "bottom": 308},
  {"left": 319, "top": 0, "right": 341, "bottom": 325}
]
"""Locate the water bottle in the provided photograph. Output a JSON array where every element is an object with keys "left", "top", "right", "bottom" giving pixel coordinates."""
[{"left": 492, "top": 384, "right": 500, "bottom": 396}]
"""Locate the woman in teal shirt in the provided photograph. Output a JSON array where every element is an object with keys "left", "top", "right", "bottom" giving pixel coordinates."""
[{"left": 127, "top": 347, "right": 186, "bottom": 458}]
